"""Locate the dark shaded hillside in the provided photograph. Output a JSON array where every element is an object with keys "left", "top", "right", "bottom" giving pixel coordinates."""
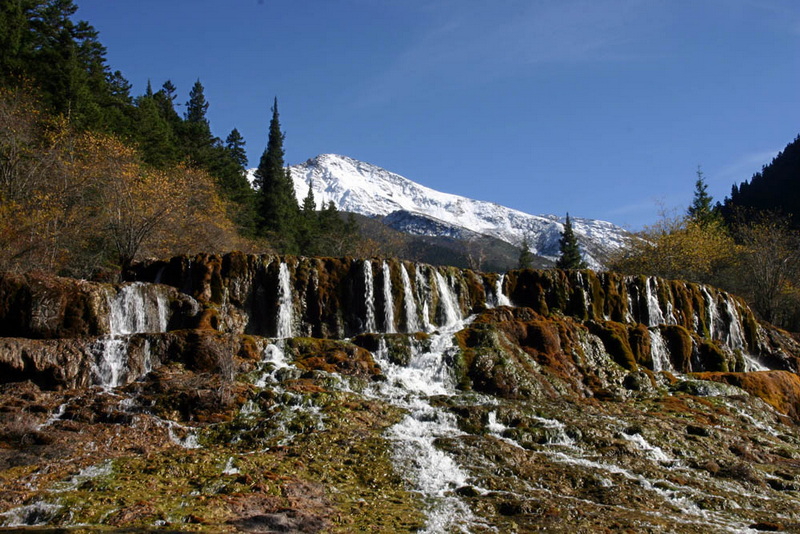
[
  {"left": 723, "top": 134, "right": 800, "bottom": 227},
  {"left": 350, "top": 213, "right": 552, "bottom": 272}
]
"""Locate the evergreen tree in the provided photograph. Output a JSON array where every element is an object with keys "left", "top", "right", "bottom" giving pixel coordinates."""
[
  {"left": 184, "top": 79, "right": 209, "bottom": 124},
  {"left": 0, "top": 0, "right": 26, "bottom": 81},
  {"left": 518, "top": 235, "right": 533, "bottom": 269},
  {"left": 180, "top": 79, "right": 215, "bottom": 167},
  {"left": 153, "top": 80, "right": 181, "bottom": 128},
  {"left": 298, "top": 183, "right": 318, "bottom": 255},
  {"left": 254, "top": 97, "right": 299, "bottom": 250},
  {"left": 225, "top": 128, "right": 248, "bottom": 169},
  {"left": 687, "top": 167, "right": 719, "bottom": 227},
  {"left": 134, "top": 93, "right": 178, "bottom": 167},
  {"left": 556, "top": 214, "right": 586, "bottom": 269}
]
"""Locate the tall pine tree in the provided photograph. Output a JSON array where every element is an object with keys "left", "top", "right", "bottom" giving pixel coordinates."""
[
  {"left": 687, "top": 167, "right": 719, "bottom": 227},
  {"left": 255, "top": 97, "right": 299, "bottom": 251},
  {"left": 180, "top": 79, "right": 215, "bottom": 167},
  {"left": 556, "top": 213, "right": 587, "bottom": 269}
]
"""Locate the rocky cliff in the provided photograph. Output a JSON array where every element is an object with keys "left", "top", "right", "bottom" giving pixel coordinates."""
[{"left": 1, "top": 254, "right": 800, "bottom": 532}]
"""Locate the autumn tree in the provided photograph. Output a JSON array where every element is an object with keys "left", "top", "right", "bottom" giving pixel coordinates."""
[{"left": 729, "top": 213, "right": 800, "bottom": 326}]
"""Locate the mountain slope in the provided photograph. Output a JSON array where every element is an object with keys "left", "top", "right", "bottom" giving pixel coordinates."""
[
  {"left": 722, "top": 134, "right": 800, "bottom": 228},
  {"left": 286, "top": 154, "right": 628, "bottom": 268}
]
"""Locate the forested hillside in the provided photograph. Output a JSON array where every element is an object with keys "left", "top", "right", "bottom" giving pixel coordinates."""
[
  {"left": 0, "top": 0, "right": 369, "bottom": 278},
  {"left": 721, "top": 135, "right": 800, "bottom": 229}
]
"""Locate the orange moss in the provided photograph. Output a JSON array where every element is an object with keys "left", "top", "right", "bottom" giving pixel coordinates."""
[
  {"left": 691, "top": 371, "right": 800, "bottom": 421},
  {"left": 287, "top": 337, "right": 381, "bottom": 379}
]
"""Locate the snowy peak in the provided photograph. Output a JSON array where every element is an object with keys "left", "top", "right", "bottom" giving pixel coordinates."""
[{"left": 285, "top": 154, "right": 629, "bottom": 268}]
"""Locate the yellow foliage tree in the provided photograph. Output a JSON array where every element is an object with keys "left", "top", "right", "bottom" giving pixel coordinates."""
[
  {"left": 0, "top": 87, "right": 250, "bottom": 277},
  {"left": 609, "top": 213, "right": 738, "bottom": 286}
]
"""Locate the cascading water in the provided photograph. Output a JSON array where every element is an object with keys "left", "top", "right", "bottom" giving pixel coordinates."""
[
  {"left": 382, "top": 261, "right": 396, "bottom": 334},
  {"left": 363, "top": 260, "right": 377, "bottom": 333},
  {"left": 93, "top": 283, "right": 172, "bottom": 389},
  {"left": 495, "top": 274, "right": 511, "bottom": 307},
  {"left": 434, "top": 271, "right": 461, "bottom": 329},
  {"left": 275, "top": 262, "right": 294, "bottom": 339},
  {"left": 648, "top": 328, "right": 674, "bottom": 373},
  {"left": 721, "top": 296, "right": 767, "bottom": 371},
  {"left": 91, "top": 337, "right": 128, "bottom": 388},
  {"left": 365, "top": 286, "right": 475, "bottom": 531},
  {"left": 400, "top": 264, "right": 420, "bottom": 333},
  {"left": 415, "top": 265, "right": 435, "bottom": 333},
  {"left": 645, "top": 278, "right": 665, "bottom": 326},
  {"left": 702, "top": 287, "right": 719, "bottom": 340},
  {"left": 108, "top": 282, "right": 169, "bottom": 335}
]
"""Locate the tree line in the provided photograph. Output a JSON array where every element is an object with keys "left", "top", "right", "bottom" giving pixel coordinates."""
[
  {"left": 0, "top": 0, "right": 359, "bottom": 278},
  {"left": 610, "top": 165, "right": 800, "bottom": 332}
]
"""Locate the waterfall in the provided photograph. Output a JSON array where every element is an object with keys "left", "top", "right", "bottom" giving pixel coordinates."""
[
  {"left": 370, "top": 321, "right": 476, "bottom": 532},
  {"left": 363, "top": 260, "right": 377, "bottom": 333},
  {"left": 400, "top": 264, "right": 420, "bottom": 333},
  {"left": 495, "top": 274, "right": 511, "bottom": 307},
  {"left": 648, "top": 328, "right": 673, "bottom": 373},
  {"left": 645, "top": 278, "right": 665, "bottom": 326},
  {"left": 92, "top": 282, "right": 171, "bottom": 389},
  {"left": 276, "top": 262, "right": 294, "bottom": 338},
  {"left": 434, "top": 271, "right": 462, "bottom": 329},
  {"left": 382, "top": 261, "right": 396, "bottom": 334},
  {"left": 91, "top": 336, "right": 129, "bottom": 389},
  {"left": 108, "top": 282, "right": 170, "bottom": 335},
  {"left": 722, "top": 296, "right": 767, "bottom": 371},
  {"left": 702, "top": 287, "right": 718, "bottom": 340},
  {"left": 415, "top": 265, "right": 435, "bottom": 333}
]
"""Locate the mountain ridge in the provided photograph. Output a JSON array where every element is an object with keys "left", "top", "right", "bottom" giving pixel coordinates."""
[{"left": 282, "top": 154, "right": 629, "bottom": 269}]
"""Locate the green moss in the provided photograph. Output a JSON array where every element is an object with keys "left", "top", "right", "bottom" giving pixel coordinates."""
[
  {"left": 588, "top": 321, "right": 638, "bottom": 371},
  {"left": 628, "top": 324, "right": 652, "bottom": 367},
  {"left": 697, "top": 341, "right": 729, "bottom": 372},
  {"left": 661, "top": 325, "right": 694, "bottom": 373}
]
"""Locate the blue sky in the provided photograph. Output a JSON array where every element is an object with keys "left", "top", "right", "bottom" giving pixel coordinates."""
[{"left": 77, "top": 0, "right": 800, "bottom": 230}]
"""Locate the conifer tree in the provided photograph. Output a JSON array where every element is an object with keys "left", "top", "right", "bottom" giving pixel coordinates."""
[
  {"left": 518, "top": 235, "right": 533, "bottom": 269},
  {"left": 298, "top": 183, "right": 318, "bottom": 255},
  {"left": 687, "top": 167, "right": 720, "bottom": 227},
  {"left": 225, "top": 128, "right": 248, "bottom": 170},
  {"left": 255, "top": 97, "right": 299, "bottom": 251},
  {"left": 134, "top": 93, "right": 177, "bottom": 167},
  {"left": 556, "top": 214, "right": 587, "bottom": 269},
  {"left": 184, "top": 79, "right": 209, "bottom": 124},
  {"left": 180, "top": 79, "right": 215, "bottom": 167}
]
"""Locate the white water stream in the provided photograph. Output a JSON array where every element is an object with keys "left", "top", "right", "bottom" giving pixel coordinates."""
[
  {"left": 363, "top": 260, "right": 377, "bottom": 333},
  {"left": 92, "top": 283, "right": 171, "bottom": 388},
  {"left": 382, "top": 261, "right": 396, "bottom": 334},
  {"left": 276, "top": 262, "right": 294, "bottom": 339},
  {"left": 495, "top": 274, "right": 511, "bottom": 307},
  {"left": 401, "top": 264, "right": 420, "bottom": 333},
  {"left": 365, "top": 271, "right": 477, "bottom": 533}
]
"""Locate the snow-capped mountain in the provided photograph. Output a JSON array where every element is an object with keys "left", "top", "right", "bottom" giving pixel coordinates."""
[{"left": 279, "top": 154, "right": 629, "bottom": 268}]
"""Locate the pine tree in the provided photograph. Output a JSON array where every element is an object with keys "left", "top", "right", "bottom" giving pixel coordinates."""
[
  {"left": 687, "top": 167, "right": 719, "bottom": 227},
  {"left": 180, "top": 79, "right": 215, "bottom": 167},
  {"left": 298, "top": 183, "right": 318, "bottom": 255},
  {"left": 556, "top": 214, "right": 586, "bottom": 269},
  {"left": 184, "top": 79, "right": 209, "bottom": 124},
  {"left": 518, "top": 235, "right": 533, "bottom": 269},
  {"left": 225, "top": 128, "right": 248, "bottom": 170},
  {"left": 134, "top": 93, "right": 177, "bottom": 167},
  {"left": 255, "top": 97, "right": 299, "bottom": 250}
]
